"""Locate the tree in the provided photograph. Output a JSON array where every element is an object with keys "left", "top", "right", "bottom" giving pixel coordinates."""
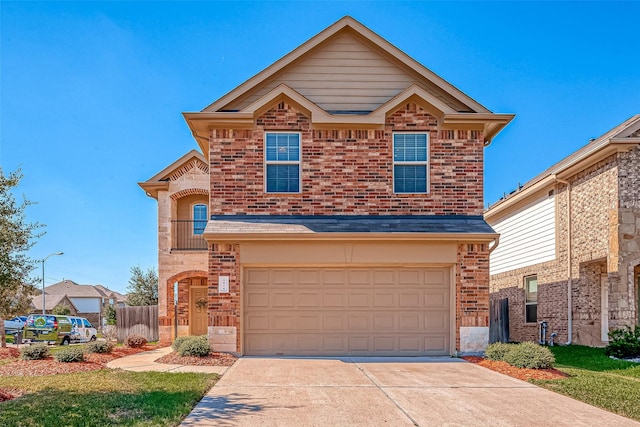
[
  {"left": 0, "top": 168, "right": 43, "bottom": 347},
  {"left": 105, "top": 305, "right": 117, "bottom": 325},
  {"left": 126, "top": 266, "right": 158, "bottom": 306},
  {"left": 52, "top": 303, "right": 71, "bottom": 315}
]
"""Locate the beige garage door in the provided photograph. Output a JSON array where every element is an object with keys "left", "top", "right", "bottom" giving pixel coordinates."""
[{"left": 244, "top": 267, "right": 451, "bottom": 356}]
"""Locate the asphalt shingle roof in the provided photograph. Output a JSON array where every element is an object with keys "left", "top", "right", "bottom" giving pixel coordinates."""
[{"left": 206, "top": 215, "right": 496, "bottom": 234}]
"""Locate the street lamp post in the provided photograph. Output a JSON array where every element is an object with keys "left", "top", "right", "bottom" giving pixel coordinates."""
[{"left": 42, "top": 252, "right": 63, "bottom": 314}]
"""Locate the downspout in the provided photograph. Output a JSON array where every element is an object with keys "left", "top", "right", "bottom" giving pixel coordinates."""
[
  {"left": 557, "top": 177, "right": 573, "bottom": 345},
  {"left": 489, "top": 235, "right": 500, "bottom": 254}
]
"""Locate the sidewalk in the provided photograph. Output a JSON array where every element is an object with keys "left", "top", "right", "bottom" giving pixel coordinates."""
[{"left": 106, "top": 346, "right": 230, "bottom": 374}]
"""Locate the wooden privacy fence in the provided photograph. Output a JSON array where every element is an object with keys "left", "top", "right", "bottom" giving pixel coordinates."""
[
  {"left": 489, "top": 298, "right": 510, "bottom": 343},
  {"left": 116, "top": 305, "right": 158, "bottom": 343}
]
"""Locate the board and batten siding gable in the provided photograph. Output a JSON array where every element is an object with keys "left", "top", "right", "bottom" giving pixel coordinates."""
[
  {"left": 489, "top": 194, "right": 556, "bottom": 275},
  {"left": 222, "top": 31, "right": 466, "bottom": 113}
]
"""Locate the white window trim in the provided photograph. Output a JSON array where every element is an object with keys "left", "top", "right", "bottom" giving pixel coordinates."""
[
  {"left": 264, "top": 131, "right": 302, "bottom": 194},
  {"left": 524, "top": 275, "right": 538, "bottom": 324},
  {"left": 392, "top": 132, "right": 429, "bottom": 194}
]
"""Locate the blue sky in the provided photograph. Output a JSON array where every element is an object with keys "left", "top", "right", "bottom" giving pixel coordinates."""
[{"left": 1, "top": 1, "right": 638, "bottom": 294}]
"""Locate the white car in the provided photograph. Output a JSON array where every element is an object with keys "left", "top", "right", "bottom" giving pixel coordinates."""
[{"left": 4, "top": 316, "right": 27, "bottom": 334}]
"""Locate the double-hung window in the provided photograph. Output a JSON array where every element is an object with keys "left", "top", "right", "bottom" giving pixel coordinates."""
[
  {"left": 193, "top": 204, "right": 207, "bottom": 235},
  {"left": 525, "top": 275, "right": 538, "bottom": 323},
  {"left": 265, "top": 132, "right": 300, "bottom": 193},
  {"left": 393, "top": 133, "right": 428, "bottom": 193}
]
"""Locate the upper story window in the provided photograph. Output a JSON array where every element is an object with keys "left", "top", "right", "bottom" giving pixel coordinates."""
[
  {"left": 393, "top": 133, "right": 428, "bottom": 193},
  {"left": 525, "top": 275, "right": 538, "bottom": 323},
  {"left": 193, "top": 204, "right": 207, "bottom": 235},
  {"left": 265, "top": 132, "right": 300, "bottom": 193}
]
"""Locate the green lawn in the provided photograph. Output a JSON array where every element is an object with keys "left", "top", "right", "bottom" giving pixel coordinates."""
[
  {"left": 532, "top": 345, "right": 640, "bottom": 421},
  {"left": 0, "top": 370, "right": 218, "bottom": 427}
]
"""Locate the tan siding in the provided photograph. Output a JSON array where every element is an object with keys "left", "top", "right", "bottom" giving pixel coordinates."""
[{"left": 226, "top": 32, "right": 421, "bottom": 112}]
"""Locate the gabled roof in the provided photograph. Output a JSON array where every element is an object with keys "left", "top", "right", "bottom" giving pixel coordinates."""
[
  {"left": 184, "top": 16, "right": 514, "bottom": 153},
  {"left": 486, "top": 115, "right": 640, "bottom": 221},
  {"left": 138, "top": 150, "right": 208, "bottom": 199},
  {"left": 44, "top": 280, "right": 105, "bottom": 299},
  {"left": 94, "top": 285, "right": 128, "bottom": 303},
  {"left": 30, "top": 293, "right": 79, "bottom": 312}
]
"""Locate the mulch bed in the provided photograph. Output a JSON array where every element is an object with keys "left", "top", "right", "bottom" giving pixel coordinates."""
[
  {"left": 462, "top": 356, "right": 569, "bottom": 381},
  {"left": 155, "top": 351, "right": 237, "bottom": 366},
  {"left": 0, "top": 344, "right": 162, "bottom": 401}
]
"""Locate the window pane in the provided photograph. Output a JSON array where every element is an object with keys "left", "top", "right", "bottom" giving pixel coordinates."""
[
  {"left": 394, "top": 133, "right": 427, "bottom": 162},
  {"left": 266, "top": 133, "right": 299, "bottom": 161},
  {"left": 193, "top": 204, "right": 207, "bottom": 235},
  {"left": 526, "top": 304, "right": 537, "bottom": 323},
  {"left": 525, "top": 277, "right": 538, "bottom": 303},
  {"left": 266, "top": 165, "right": 299, "bottom": 192},
  {"left": 394, "top": 165, "right": 427, "bottom": 193}
]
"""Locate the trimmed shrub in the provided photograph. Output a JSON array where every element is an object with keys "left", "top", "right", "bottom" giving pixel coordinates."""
[
  {"left": 172, "top": 336, "right": 190, "bottom": 352},
  {"left": 484, "top": 342, "right": 515, "bottom": 361},
  {"left": 503, "top": 342, "right": 555, "bottom": 369},
  {"left": 606, "top": 326, "right": 640, "bottom": 359},
  {"left": 86, "top": 341, "right": 114, "bottom": 354},
  {"left": 55, "top": 346, "right": 85, "bottom": 363},
  {"left": 126, "top": 334, "right": 147, "bottom": 348},
  {"left": 177, "top": 335, "right": 211, "bottom": 357},
  {"left": 20, "top": 343, "right": 50, "bottom": 360}
]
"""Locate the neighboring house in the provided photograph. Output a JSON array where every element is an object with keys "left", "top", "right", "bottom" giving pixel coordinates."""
[
  {"left": 36, "top": 280, "right": 126, "bottom": 326},
  {"left": 486, "top": 115, "right": 640, "bottom": 346},
  {"left": 140, "top": 16, "right": 514, "bottom": 356},
  {"left": 30, "top": 294, "right": 79, "bottom": 316}
]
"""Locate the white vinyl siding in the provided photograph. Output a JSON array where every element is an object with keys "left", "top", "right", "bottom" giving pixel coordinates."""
[
  {"left": 69, "top": 297, "right": 100, "bottom": 313},
  {"left": 219, "top": 32, "right": 467, "bottom": 113},
  {"left": 489, "top": 195, "right": 556, "bottom": 275}
]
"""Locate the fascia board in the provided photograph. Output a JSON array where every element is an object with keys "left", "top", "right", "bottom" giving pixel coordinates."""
[{"left": 203, "top": 232, "right": 498, "bottom": 243}]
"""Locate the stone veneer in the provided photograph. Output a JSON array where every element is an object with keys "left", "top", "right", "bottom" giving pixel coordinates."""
[{"left": 490, "top": 145, "right": 640, "bottom": 345}]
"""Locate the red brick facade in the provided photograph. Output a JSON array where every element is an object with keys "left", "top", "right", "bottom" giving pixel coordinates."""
[{"left": 209, "top": 102, "right": 484, "bottom": 216}]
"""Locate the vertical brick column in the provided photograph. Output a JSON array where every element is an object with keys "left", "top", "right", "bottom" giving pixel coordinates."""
[
  {"left": 456, "top": 243, "right": 490, "bottom": 353},
  {"left": 209, "top": 243, "right": 241, "bottom": 353}
]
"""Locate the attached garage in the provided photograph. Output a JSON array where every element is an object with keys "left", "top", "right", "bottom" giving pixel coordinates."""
[{"left": 243, "top": 266, "right": 452, "bottom": 356}]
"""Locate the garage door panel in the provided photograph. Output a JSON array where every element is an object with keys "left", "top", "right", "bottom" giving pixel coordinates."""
[
  {"left": 272, "top": 292, "right": 295, "bottom": 307},
  {"left": 399, "top": 292, "right": 421, "bottom": 307},
  {"left": 323, "top": 315, "right": 345, "bottom": 330},
  {"left": 298, "top": 315, "right": 320, "bottom": 330},
  {"left": 348, "top": 314, "right": 370, "bottom": 330},
  {"left": 348, "top": 292, "right": 370, "bottom": 307},
  {"left": 348, "top": 269, "right": 370, "bottom": 285},
  {"left": 298, "top": 292, "right": 320, "bottom": 306},
  {"left": 373, "top": 314, "right": 395, "bottom": 330},
  {"left": 373, "top": 292, "right": 395, "bottom": 307},
  {"left": 323, "top": 292, "right": 346, "bottom": 307},
  {"left": 244, "top": 267, "right": 451, "bottom": 356},
  {"left": 424, "top": 290, "right": 449, "bottom": 308}
]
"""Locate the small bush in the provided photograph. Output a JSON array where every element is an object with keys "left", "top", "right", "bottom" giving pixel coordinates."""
[
  {"left": 172, "top": 336, "right": 190, "bottom": 352},
  {"left": 177, "top": 335, "right": 211, "bottom": 357},
  {"left": 101, "top": 325, "right": 117, "bottom": 342},
  {"left": 55, "top": 346, "right": 85, "bottom": 363},
  {"left": 503, "top": 342, "right": 555, "bottom": 369},
  {"left": 20, "top": 343, "right": 50, "bottom": 360},
  {"left": 126, "top": 334, "right": 147, "bottom": 348},
  {"left": 86, "top": 341, "right": 113, "bottom": 354},
  {"left": 484, "top": 342, "right": 515, "bottom": 361},
  {"left": 606, "top": 326, "right": 640, "bottom": 359}
]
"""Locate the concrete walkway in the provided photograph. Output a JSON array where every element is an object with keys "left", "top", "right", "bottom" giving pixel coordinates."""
[
  {"left": 106, "top": 346, "right": 230, "bottom": 375},
  {"left": 180, "top": 357, "right": 640, "bottom": 427}
]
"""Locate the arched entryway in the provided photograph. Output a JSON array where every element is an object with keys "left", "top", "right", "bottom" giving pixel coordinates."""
[{"left": 166, "top": 270, "right": 208, "bottom": 338}]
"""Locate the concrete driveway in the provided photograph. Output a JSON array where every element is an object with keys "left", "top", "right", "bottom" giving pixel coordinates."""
[{"left": 181, "top": 357, "right": 639, "bottom": 427}]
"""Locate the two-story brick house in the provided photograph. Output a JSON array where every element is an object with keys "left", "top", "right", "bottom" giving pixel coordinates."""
[
  {"left": 487, "top": 115, "right": 640, "bottom": 346},
  {"left": 141, "top": 16, "right": 514, "bottom": 356}
]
